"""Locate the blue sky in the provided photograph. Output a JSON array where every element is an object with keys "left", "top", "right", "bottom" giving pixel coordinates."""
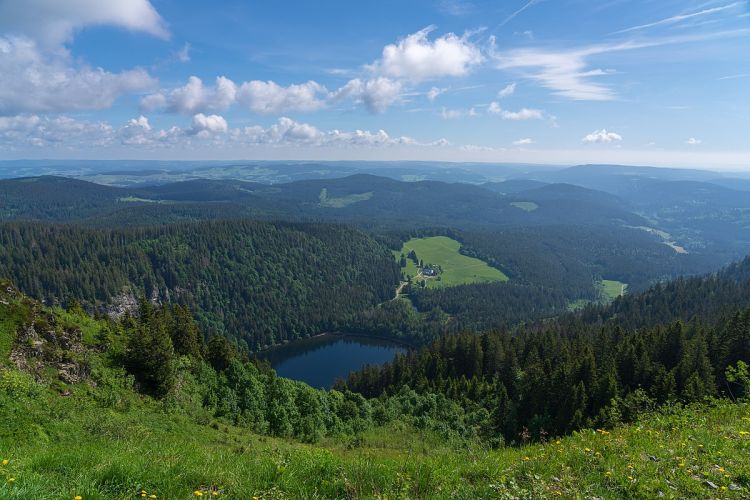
[{"left": 0, "top": 0, "right": 748, "bottom": 168}]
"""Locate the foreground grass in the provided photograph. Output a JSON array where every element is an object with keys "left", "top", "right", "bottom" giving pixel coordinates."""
[
  {"left": 1, "top": 377, "right": 748, "bottom": 499},
  {"left": 394, "top": 236, "right": 508, "bottom": 288}
]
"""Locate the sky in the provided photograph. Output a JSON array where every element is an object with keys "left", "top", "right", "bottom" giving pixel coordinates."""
[{"left": 0, "top": 0, "right": 748, "bottom": 169}]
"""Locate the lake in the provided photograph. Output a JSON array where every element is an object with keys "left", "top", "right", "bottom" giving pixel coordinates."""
[{"left": 258, "top": 334, "right": 407, "bottom": 389}]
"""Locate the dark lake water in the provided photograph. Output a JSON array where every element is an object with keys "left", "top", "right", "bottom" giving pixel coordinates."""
[{"left": 258, "top": 334, "right": 407, "bottom": 389}]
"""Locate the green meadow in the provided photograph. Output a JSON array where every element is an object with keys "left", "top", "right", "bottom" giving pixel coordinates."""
[
  {"left": 393, "top": 236, "right": 508, "bottom": 288},
  {"left": 600, "top": 279, "right": 628, "bottom": 301}
]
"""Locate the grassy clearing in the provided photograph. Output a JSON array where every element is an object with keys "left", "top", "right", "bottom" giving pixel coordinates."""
[
  {"left": 318, "top": 188, "right": 373, "bottom": 208},
  {"left": 393, "top": 236, "right": 508, "bottom": 288},
  {"left": 510, "top": 201, "right": 539, "bottom": 212},
  {"left": 1, "top": 380, "right": 748, "bottom": 498},
  {"left": 117, "top": 196, "right": 162, "bottom": 203},
  {"left": 600, "top": 279, "right": 628, "bottom": 301}
]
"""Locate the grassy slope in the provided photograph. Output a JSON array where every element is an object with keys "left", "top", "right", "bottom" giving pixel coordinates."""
[
  {"left": 1, "top": 381, "right": 748, "bottom": 499},
  {"left": 393, "top": 236, "right": 508, "bottom": 288},
  {"left": 1, "top": 284, "right": 749, "bottom": 498},
  {"left": 601, "top": 279, "right": 628, "bottom": 301}
]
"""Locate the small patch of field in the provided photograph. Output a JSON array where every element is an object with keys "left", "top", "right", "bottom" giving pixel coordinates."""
[
  {"left": 118, "top": 196, "right": 161, "bottom": 203},
  {"left": 318, "top": 188, "right": 373, "bottom": 208},
  {"left": 393, "top": 236, "right": 508, "bottom": 288},
  {"left": 510, "top": 201, "right": 539, "bottom": 212},
  {"left": 600, "top": 279, "right": 628, "bottom": 301}
]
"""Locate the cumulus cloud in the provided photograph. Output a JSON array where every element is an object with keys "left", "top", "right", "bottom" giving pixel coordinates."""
[
  {"left": 0, "top": 36, "right": 157, "bottom": 115},
  {"left": 513, "top": 138, "right": 534, "bottom": 145},
  {"left": 582, "top": 129, "right": 622, "bottom": 143},
  {"left": 686, "top": 137, "right": 702, "bottom": 145},
  {"left": 368, "top": 26, "right": 483, "bottom": 82},
  {"left": 189, "top": 113, "right": 228, "bottom": 137},
  {"left": 142, "top": 77, "right": 331, "bottom": 115},
  {"left": 0, "top": 0, "right": 168, "bottom": 49},
  {"left": 0, "top": 112, "right": 440, "bottom": 152},
  {"left": 487, "top": 102, "right": 543, "bottom": 120},
  {"left": 231, "top": 117, "right": 421, "bottom": 147},
  {"left": 140, "top": 76, "right": 237, "bottom": 114},
  {"left": 0, "top": 113, "right": 113, "bottom": 148},
  {"left": 331, "top": 77, "right": 403, "bottom": 113},
  {"left": 238, "top": 80, "right": 327, "bottom": 114},
  {"left": 497, "top": 83, "right": 516, "bottom": 98}
]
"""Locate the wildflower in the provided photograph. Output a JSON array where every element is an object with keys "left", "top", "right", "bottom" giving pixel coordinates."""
[
  {"left": 628, "top": 476, "right": 634, "bottom": 480},
  {"left": 150, "top": 496, "right": 157, "bottom": 499},
  {"left": 584, "top": 448, "right": 591, "bottom": 452},
  {"left": 555, "top": 440, "right": 561, "bottom": 445},
  {"left": 1, "top": 459, "right": 8, "bottom": 465},
  {"left": 523, "top": 456, "right": 530, "bottom": 461},
  {"left": 605, "top": 471, "right": 612, "bottom": 477},
  {"left": 721, "top": 486, "right": 728, "bottom": 491},
  {"left": 718, "top": 467, "right": 726, "bottom": 473},
  {"left": 74, "top": 497, "right": 82, "bottom": 500},
  {"left": 194, "top": 492, "right": 203, "bottom": 497},
  {"left": 739, "top": 431, "right": 750, "bottom": 436},
  {"left": 7, "top": 477, "right": 15, "bottom": 483}
]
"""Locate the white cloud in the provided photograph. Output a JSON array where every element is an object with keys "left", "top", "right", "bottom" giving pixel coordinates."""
[
  {"left": 686, "top": 137, "right": 702, "bottom": 145},
  {"left": 140, "top": 76, "right": 237, "bottom": 114},
  {"left": 189, "top": 113, "right": 228, "bottom": 137},
  {"left": 513, "top": 138, "right": 534, "bottom": 145},
  {"left": 582, "top": 129, "right": 622, "bottom": 143},
  {"left": 497, "top": 83, "right": 516, "bottom": 98},
  {"left": 0, "top": 114, "right": 113, "bottom": 148},
  {"left": 230, "top": 117, "right": 422, "bottom": 148},
  {"left": 369, "top": 26, "right": 483, "bottom": 82},
  {"left": 0, "top": 0, "right": 168, "bottom": 49},
  {"left": 0, "top": 36, "right": 157, "bottom": 115},
  {"left": 492, "top": 31, "right": 750, "bottom": 101},
  {"left": 493, "top": 43, "right": 618, "bottom": 101},
  {"left": 487, "top": 102, "right": 543, "bottom": 120},
  {"left": 143, "top": 77, "right": 331, "bottom": 115},
  {"left": 331, "top": 77, "right": 403, "bottom": 113},
  {"left": 427, "top": 86, "right": 446, "bottom": 102},
  {"left": 238, "top": 80, "right": 327, "bottom": 114}
]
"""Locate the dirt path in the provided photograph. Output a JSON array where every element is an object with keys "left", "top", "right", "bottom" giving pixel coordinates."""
[{"left": 394, "top": 281, "right": 408, "bottom": 300}]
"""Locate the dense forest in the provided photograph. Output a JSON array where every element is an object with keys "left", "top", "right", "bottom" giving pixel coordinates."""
[
  {"left": 0, "top": 221, "right": 400, "bottom": 350},
  {"left": 343, "top": 257, "right": 750, "bottom": 444}
]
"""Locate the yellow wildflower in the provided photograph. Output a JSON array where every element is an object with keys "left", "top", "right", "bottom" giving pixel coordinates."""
[
  {"left": 584, "top": 448, "right": 591, "bottom": 452},
  {"left": 194, "top": 492, "right": 203, "bottom": 497},
  {"left": 628, "top": 476, "right": 634, "bottom": 480},
  {"left": 7, "top": 477, "right": 15, "bottom": 483},
  {"left": 523, "top": 456, "right": 530, "bottom": 461},
  {"left": 150, "top": 496, "right": 157, "bottom": 499},
  {"left": 74, "top": 497, "right": 82, "bottom": 500},
  {"left": 605, "top": 471, "right": 612, "bottom": 477},
  {"left": 1, "top": 459, "right": 8, "bottom": 465},
  {"left": 721, "top": 486, "right": 728, "bottom": 491}
]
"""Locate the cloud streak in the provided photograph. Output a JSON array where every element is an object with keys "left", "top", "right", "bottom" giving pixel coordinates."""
[{"left": 611, "top": 2, "right": 743, "bottom": 34}]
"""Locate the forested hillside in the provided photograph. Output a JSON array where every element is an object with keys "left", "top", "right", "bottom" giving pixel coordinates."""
[
  {"left": 0, "top": 221, "right": 400, "bottom": 349},
  {"left": 1, "top": 281, "right": 748, "bottom": 498},
  {"left": 344, "top": 257, "right": 750, "bottom": 443}
]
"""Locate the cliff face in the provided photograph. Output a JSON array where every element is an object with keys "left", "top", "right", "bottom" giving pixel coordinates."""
[{"left": 1, "top": 281, "right": 89, "bottom": 385}]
